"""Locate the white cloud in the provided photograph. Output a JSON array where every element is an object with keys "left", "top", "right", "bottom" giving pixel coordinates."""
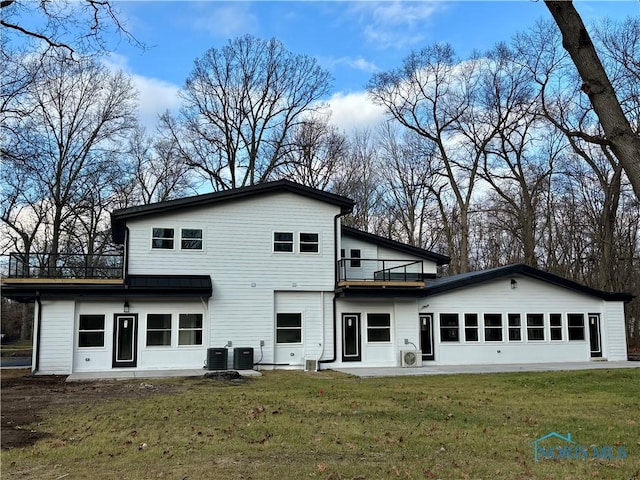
[
  {"left": 102, "top": 53, "right": 181, "bottom": 130},
  {"left": 192, "top": 4, "right": 259, "bottom": 39},
  {"left": 348, "top": 1, "right": 445, "bottom": 49},
  {"left": 326, "top": 90, "right": 387, "bottom": 133}
]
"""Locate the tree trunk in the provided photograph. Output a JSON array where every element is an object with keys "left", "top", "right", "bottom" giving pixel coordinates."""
[{"left": 544, "top": 1, "right": 640, "bottom": 199}]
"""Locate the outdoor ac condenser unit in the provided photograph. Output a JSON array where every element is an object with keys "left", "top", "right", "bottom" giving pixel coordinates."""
[
  {"left": 304, "top": 358, "right": 318, "bottom": 372},
  {"left": 400, "top": 350, "right": 422, "bottom": 368}
]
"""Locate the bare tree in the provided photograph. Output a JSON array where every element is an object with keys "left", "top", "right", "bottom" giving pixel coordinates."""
[
  {"left": 164, "top": 35, "right": 331, "bottom": 191},
  {"left": 0, "top": 0, "right": 141, "bottom": 58},
  {"left": 368, "top": 44, "right": 498, "bottom": 273},
  {"left": 277, "top": 113, "right": 348, "bottom": 190},
  {"left": 544, "top": 1, "right": 640, "bottom": 199},
  {"left": 1, "top": 53, "right": 137, "bottom": 270}
]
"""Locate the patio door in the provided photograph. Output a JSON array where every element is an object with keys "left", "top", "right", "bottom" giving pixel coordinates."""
[
  {"left": 113, "top": 314, "right": 138, "bottom": 368},
  {"left": 342, "top": 314, "right": 361, "bottom": 362},
  {"left": 589, "top": 314, "right": 602, "bottom": 358},
  {"left": 420, "top": 314, "right": 434, "bottom": 361}
]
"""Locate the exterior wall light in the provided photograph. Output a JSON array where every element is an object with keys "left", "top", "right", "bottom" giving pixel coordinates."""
[
  {"left": 511, "top": 279, "right": 518, "bottom": 290},
  {"left": 124, "top": 301, "right": 130, "bottom": 313}
]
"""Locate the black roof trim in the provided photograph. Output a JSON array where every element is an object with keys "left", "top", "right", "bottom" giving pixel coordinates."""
[
  {"left": 341, "top": 226, "right": 450, "bottom": 265},
  {"left": 335, "top": 286, "right": 430, "bottom": 298},
  {"left": 424, "top": 264, "right": 634, "bottom": 302},
  {"left": 1, "top": 275, "right": 213, "bottom": 303},
  {"left": 112, "top": 180, "right": 355, "bottom": 244}
]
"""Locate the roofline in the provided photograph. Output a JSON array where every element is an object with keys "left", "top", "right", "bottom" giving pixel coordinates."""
[
  {"left": 425, "top": 264, "right": 635, "bottom": 302},
  {"left": 111, "top": 180, "right": 355, "bottom": 244},
  {"left": 341, "top": 226, "right": 450, "bottom": 265}
]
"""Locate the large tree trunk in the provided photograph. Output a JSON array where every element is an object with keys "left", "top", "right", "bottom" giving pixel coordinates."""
[{"left": 544, "top": 1, "right": 640, "bottom": 199}]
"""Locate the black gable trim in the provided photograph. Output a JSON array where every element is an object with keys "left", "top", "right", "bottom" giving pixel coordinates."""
[
  {"left": 112, "top": 180, "right": 355, "bottom": 244},
  {"left": 424, "top": 264, "right": 634, "bottom": 302},
  {"left": 341, "top": 226, "right": 450, "bottom": 266}
]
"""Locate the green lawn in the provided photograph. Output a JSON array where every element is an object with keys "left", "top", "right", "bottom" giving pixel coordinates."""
[{"left": 3, "top": 369, "right": 639, "bottom": 479}]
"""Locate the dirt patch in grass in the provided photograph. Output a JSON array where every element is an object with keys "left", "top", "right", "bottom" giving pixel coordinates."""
[{"left": 0, "top": 369, "right": 187, "bottom": 450}]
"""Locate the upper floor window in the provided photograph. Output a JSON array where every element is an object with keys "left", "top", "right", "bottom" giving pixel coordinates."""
[
  {"left": 181, "top": 228, "right": 203, "bottom": 250},
  {"left": 78, "top": 315, "right": 105, "bottom": 348},
  {"left": 152, "top": 228, "right": 174, "bottom": 249},
  {"left": 274, "top": 232, "right": 294, "bottom": 252},
  {"left": 350, "top": 249, "right": 361, "bottom": 267},
  {"left": 299, "top": 233, "right": 319, "bottom": 253}
]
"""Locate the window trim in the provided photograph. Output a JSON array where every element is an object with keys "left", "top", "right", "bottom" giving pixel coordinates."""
[
  {"left": 178, "top": 313, "right": 204, "bottom": 346},
  {"left": 273, "top": 231, "right": 294, "bottom": 253},
  {"left": 526, "top": 313, "right": 545, "bottom": 341},
  {"left": 568, "top": 313, "right": 586, "bottom": 341},
  {"left": 484, "top": 313, "right": 503, "bottom": 342},
  {"left": 550, "top": 313, "right": 563, "bottom": 341},
  {"left": 180, "top": 228, "right": 203, "bottom": 251},
  {"left": 366, "top": 313, "right": 391, "bottom": 343},
  {"left": 78, "top": 314, "right": 106, "bottom": 348},
  {"left": 146, "top": 313, "right": 172, "bottom": 347},
  {"left": 508, "top": 313, "right": 522, "bottom": 342},
  {"left": 276, "top": 312, "right": 303, "bottom": 344},
  {"left": 151, "top": 227, "right": 175, "bottom": 250},
  {"left": 299, "top": 232, "right": 319, "bottom": 254},
  {"left": 464, "top": 313, "right": 479, "bottom": 342},
  {"left": 440, "top": 313, "right": 460, "bottom": 342}
]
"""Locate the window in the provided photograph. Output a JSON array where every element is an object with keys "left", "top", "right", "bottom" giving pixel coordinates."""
[
  {"left": 440, "top": 314, "right": 459, "bottom": 342},
  {"left": 276, "top": 313, "right": 302, "bottom": 343},
  {"left": 350, "top": 249, "right": 361, "bottom": 267},
  {"left": 568, "top": 314, "right": 585, "bottom": 341},
  {"left": 464, "top": 314, "right": 478, "bottom": 342},
  {"left": 178, "top": 313, "right": 203, "bottom": 345},
  {"left": 147, "top": 314, "right": 172, "bottom": 346},
  {"left": 274, "top": 232, "right": 294, "bottom": 252},
  {"left": 79, "top": 315, "right": 105, "bottom": 347},
  {"left": 367, "top": 313, "right": 391, "bottom": 342},
  {"left": 181, "top": 229, "right": 203, "bottom": 250},
  {"left": 508, "top": 314, "right": 522, "bottom": 341},
  {"left": 484, "top": 313, "right": 503, "bottom": 341},
  {"left": 550, "top": 314, "right": 563, "bottom": 341},
  {"left": 527, "top": 314, "right": 545, "bottom": 341},
  {"left": 152, "top": 228, "right": 174, "bottom": 249},
  {"left": 299, "top": 232, "right": 319, "bottom": 253}
]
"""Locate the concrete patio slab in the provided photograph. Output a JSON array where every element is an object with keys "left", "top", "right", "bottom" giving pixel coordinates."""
[
  {"left": 65, "top": 369, "right": 262, "bottom": 382},
  {"left": 334, "top": 361, "right": 640, "bottom": 378}
]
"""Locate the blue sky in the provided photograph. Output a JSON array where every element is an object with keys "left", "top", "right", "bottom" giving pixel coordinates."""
[{"left": 104, "top": 1, "right": 639, "bottom": 130}]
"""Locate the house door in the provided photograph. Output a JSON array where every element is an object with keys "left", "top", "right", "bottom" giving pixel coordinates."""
[
  {"left": 420, "top": 314, "right": 434, "bottom": 361},
  {"left": 342, "top": 314, "right": 361, "bottom": 362},
  {"left": 113, "top": 314, "right": 138, "bottom": 368},
  {"left": 588, "top": 314, "right": 602, "bottom": 358}
]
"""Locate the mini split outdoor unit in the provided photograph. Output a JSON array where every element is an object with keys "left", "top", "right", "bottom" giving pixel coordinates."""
[{"left": 400, "top": 350, "right": 422, "bottom": 368}]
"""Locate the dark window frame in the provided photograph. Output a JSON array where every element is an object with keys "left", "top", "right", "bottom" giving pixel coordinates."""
[
  {"left": 484, "top": 313, "right": 503, "bottom": 342},
  {"left": 526, "top": 313, "right": 545, "bottom": 341},
  {"left": 508, "top": 313, "right": 522, "bottom": 341},
  {"left": 273, "top": 232, "right": 294, "bottom": 253},
  {"left": 568, "top": 313, "right": 585, "bottom": 341},
  {"left": 299, "top": 232, "right": 319, "bottom": 253},
  {"left": 146, "top": 313, "right": 172, "bottom": 347},
  {"left": 178, "top": 313, "right": 203, "bottom": 346},
  {"left": 550, "top": 313, "right": 563, "bottom": 341},
  {"left": 276, "top": 313, "right": 302, "bottom": 344},
  {"left": 440, "top": 313, "right": 460, "bottom": 342},
  {"left": 181, "top": 228, "right": 203, "bottom": 250},
  {"left": 366, "top": 313, "right": 391, "bottom": 343},
  {"left": 152, "top": 227, "right": 175, "bottom": 249},
  {"left": 78, "top": 314, "right": 105, "bottom": 348},
  {"left": 464, "top": 313, "right": 478, "bottom": 342},
  {"left": 350, "top": 249, "right": 361, "bottom": 267}
]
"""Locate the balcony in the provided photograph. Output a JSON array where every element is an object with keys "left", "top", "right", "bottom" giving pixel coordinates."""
[
  {"left": 4, "top": 252, "right": 124, "bottom": 284},
  {"left": 337, "top": 258, "right": 426, "bottom": 288}
]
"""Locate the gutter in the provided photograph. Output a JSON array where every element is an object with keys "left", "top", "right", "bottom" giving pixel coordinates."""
[
  {"left": 33, "top": 292, "right": 42, "bottom": 374},
  {"left": 319, "top": 210, "right": 350, "bottom": 370}
]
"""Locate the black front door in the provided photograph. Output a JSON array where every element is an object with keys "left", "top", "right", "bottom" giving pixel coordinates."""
[
  {"left": 420, "top": 314, "right": 434, "bottom": 361},
  {"left": 113, "top": 314, "right": 138, "bottom": 368},
  {"left": 342, "top": 313, "right": 361, "bottom": 362},
  {"left": 589, "top": 314, "right": 602, "bottom": 358}
]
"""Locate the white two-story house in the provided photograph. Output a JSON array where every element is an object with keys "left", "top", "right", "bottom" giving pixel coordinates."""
[{"left": 1, "top": 180, "right": 633, "bottom": 375}]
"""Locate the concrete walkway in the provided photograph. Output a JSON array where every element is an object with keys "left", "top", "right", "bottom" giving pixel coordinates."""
[
  {"left": 334, "top": 361, "right": 640, "bottom": 378},
  {"left": 66, "top": 369, "right": 262, "bottom": 382}
]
